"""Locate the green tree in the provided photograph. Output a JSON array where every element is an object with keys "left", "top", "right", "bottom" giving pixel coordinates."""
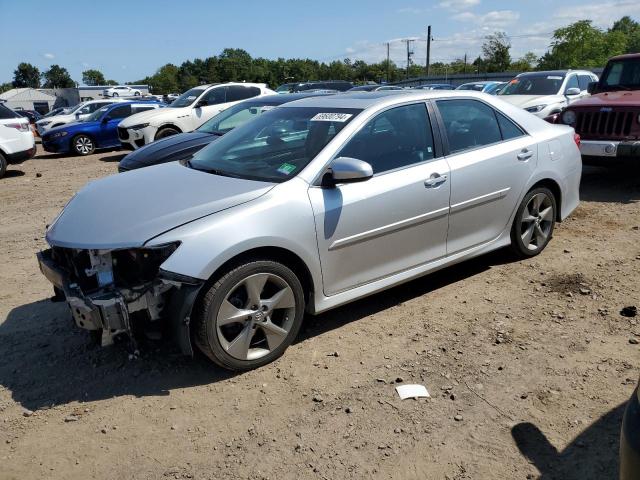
[
  {"left": 510, "top": 52, "right": 538, "bottom": 72},
  {"left": 481, "top": 32, "right": 512, "bottom": 72},
  {"left": 82, "top": 69, "right": 106, "bottom": 86},
  {"left": 611, "top": 16, "right": 640, "bottom": 53},
  {"left": 146, "top": 64, "right": 180, "bottom": 94},
  {"left": 105, "top": 79, "right": 118, "bottom": 85},
  {"left": 0, "top": 82, "right": 13, "bottom": 93},
  {"left": 41, "top": 65, "right": 75, "bottom": 88},
  {"left": 217, "top": 48, "right": 253, "bottom": 81},
  {"left": 13, "top": 63, "right": 40, "bottom": 88}
]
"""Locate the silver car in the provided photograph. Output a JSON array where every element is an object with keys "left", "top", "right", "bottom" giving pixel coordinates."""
[{"left": 37, "top": 91, "right": 582, "bottom": 370}]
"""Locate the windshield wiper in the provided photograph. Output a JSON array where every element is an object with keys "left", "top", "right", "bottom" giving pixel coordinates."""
[{"left": 186, "top": 160, "right": 242, "bottom": 178}]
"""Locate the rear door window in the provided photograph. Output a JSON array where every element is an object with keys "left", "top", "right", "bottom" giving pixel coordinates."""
[
  {"left": 436, "top": 99, "right": 502, "bottom": 154},
  {"left": 0, "top": 104, "right": 20, "bottom": 119},
  {"left": 202, "top": 87, "right": 227, "bottom": 105},
  {"left": 578, "top": 75, "right": 593, "bottom": 91},
  {"left": 107, "top": 105, "right": 132, "bottom": 119},
  {"left": 226, "top": 86, "right": 261, "bottom": 102}
]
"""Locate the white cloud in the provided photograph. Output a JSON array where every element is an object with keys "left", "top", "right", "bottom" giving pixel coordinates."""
[
  {"left": 439, "top": 0, "right": 480, "bottom": 12},
  {"left": 554, "top": 0, "right": 640, "bottom": 28},
  {"left": 452, "top": 10, "right": 520, "bottom": 29},
  {"left": 43, "top": 53, "right": 55, "bottom": 59}
]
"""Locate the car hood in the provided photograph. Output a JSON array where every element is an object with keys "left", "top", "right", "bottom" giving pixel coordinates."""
[
  {"left": 37, "top": 113, "right": 75, "bottom": 125},
  {"left": 498, "top": 94, "right": 566, "bottom": 108},
  {"left": 119, "top": 107, "right": 184, "bottom": 127},
  {"left": 44, "top": 120, "right": 92, "bottom": 135},
  {"left": 565, "top": 90, "right": 640, "bottom": 108},
  {"left": 46, "top": 162, "right": 274, "bottom": 250},
  {"left": 119, "top": 131, "right": 217, "bottom": 170}
]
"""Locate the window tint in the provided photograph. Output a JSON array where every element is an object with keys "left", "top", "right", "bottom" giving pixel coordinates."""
[
  {"left": 226, "top": 86, "right": 261, "bottom": 102},
  {"left": 565, "top": 75, "right": 579, "bottom": 92},
  {"left": 496, "top": 112, "right": 525, "bottom": 140},
  {"left": 202, "top": 87, "right": 226, "bottom": 105},
  {"left": 578, "top": 75, "right": 593, "bottom": 91},
  {"left": 436, "top": 99, "right": 502, "bottom": 154},
  {"left": 107, "top": 105, "right": 132, "bottom": 119},
  {"left": 133, "top": 105, "right": 157, "bottom": 113},
  {"left": 0, "top": 104, "right": 20, "bottom": 119},
  {"left": 339, "top": 103, "right": 435, "bottom": 174}
]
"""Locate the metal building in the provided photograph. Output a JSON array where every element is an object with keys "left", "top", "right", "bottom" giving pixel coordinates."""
[{"left": 0, "top": 88, "right": 57, "bottom": 114}]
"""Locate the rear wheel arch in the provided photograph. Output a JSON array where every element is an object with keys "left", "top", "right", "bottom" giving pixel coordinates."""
[{"left": 530, "top": 179, "right": 562, "bottom": 221}]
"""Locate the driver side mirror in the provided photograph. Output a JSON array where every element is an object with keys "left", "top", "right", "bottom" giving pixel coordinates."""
[
  {"left": 195, "top": 100, "right": 208, "bottom": 108},
  {"left": 101, "top": 116, "right": 111, "bottom": 123},
  {"left": 565, "top": 87, "right": 581, "bottom": 96},
  {"left": 323, "top": 157, "right": 373, "bottom": 187},
  {"left": 587, "top": 81, "right": 598, "bottom": 94}
]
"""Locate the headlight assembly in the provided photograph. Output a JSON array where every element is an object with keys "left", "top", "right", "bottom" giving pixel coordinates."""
[
  {"left": 50, "top": 131, "right": 68, "bottom": 139},
  {"left": 562, "top": 110, "right": 577, "bottom": 125},
  {"left": 129, "top": 123, "right": 150, "bottom": 130},
  {"left": 525, "top": 105, "right": 546, "bottom": 113}
]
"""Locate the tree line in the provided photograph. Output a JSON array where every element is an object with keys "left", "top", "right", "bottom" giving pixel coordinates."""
[{"left": 2, "top": 16, "right": 639, "bottom": 95}]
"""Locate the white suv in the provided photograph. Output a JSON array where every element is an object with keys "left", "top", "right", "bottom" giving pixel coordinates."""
[
  {"left": 0, "top": 103, "right": 36, "bottom": 178},
  {"left": 498, "top": 70, "right": 598, "bottom": 118},
  {"left": 103, "top": 86, "right": 142, "bottom": 98},
  {"left": 36, "top": 99, "right": 120, "bottom": 135},
  {"left": 118, "top": 83, "right": 276, "bottom": 149}
]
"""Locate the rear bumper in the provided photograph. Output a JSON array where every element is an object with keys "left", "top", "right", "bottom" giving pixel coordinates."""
[
  {"left": 620, "top": 385, "right": 640, "bottom": 480},
  {"left": 6, "top": 145, "right": 36, "bottom": 164},
  {"left": 580, "top": 140, "right": 640, "bottom": 159}
]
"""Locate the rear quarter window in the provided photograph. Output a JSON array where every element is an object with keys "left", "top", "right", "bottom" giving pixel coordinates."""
[{"left": 0, "top": 104, "right": 20, "bottom": 119}]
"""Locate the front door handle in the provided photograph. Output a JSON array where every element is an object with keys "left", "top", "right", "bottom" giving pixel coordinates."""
[
  {"left": 517, "top": 149, "right": 533, "bottom": 161},
  {"left": 424, "top": 173, "right": 447, "bottom": 188}
]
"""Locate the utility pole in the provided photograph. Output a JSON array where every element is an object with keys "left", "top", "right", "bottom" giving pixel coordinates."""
[
  {"left": 385, "top": 42, "right": 390, "bottom": 83},
  {"left": 403, "top": 39, "right": 413, "bottom": 79},
  {"left": 426, "top": 25, "right": 432, "bottom": 77},
  {"left": 464, "top": 53, "right": 467, "bottom": 74}
]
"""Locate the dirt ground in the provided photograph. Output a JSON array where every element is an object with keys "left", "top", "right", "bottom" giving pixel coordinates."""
[{"left": 0, "top": 145, "right": 638, "bottom": 480}]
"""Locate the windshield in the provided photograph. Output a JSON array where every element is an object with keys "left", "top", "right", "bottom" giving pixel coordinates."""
[
  {"left": 169, "top": 87, "right": 205, "bottom": 108},
  {"left": 197, "top": 101, "right": 279, "bottom": 135},
  {"left": 276, "top": 84, "right": 292, "bottom": 93},
  {"left": 458, "top": 83, "right": 485, "bottom": 91},
  {"left": 69, "top": 102, "right": 87, "bottom": 114},
  {"left": 83, "top": 105, "right": 110, "bottom": 123},
  {"left": 499, "top": 75, "right": 565, "bottom": 96},
  {"left": 601, "top": 58, "right": 640, "bottom": 90},
  {"left": 189, "top": 106, "right": 361, "bottom": 182}
]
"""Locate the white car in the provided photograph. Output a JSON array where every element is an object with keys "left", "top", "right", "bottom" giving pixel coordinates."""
[
  {"left": 103, "top": 86, "right": 141, "bottom": 97},
  {"left": 36, "top": 99, "right": 120, "bottom": 135},
  {"left": 498, "top": 70, "right": 598, "bottom": 118},
  {"left": 0, "top": 103, "right": 35, "bottom": 178},
  {"left": 118, "top": 83, "right": 276, "bottom": 149}
]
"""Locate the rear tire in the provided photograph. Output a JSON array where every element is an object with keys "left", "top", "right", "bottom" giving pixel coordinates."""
[
  {"left": 112, "top": 92, "right": 119, "bottom": 97},
  {"left": 0, "top": 152, "right": 7, "bottom": 178},
  {"left": 510, "top": 187, "right": 556, "bottom": 258},
  {"left": 194, "top": 260, "right": 305, "bottom": 371},
  {"left": 134, "top": 91, "right": 140, "bottom": 96},
  {"left": 154, "top": 127, "right": 180, "bottom": 140}
]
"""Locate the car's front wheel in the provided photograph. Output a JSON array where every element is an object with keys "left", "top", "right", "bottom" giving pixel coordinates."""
[
  {"left": 510, "top": 186, "right": 556, "bottom": 258},
  {"left": 72, "top": 134, "right": 95, "bottom": 156},
  {"left": 112, "top": 92, "right": 119, "bottom": 97},
  {"left": 194, "top": 260, "right": 305, "bottom": 371},
  {"left": 0, "top": 152, "right": 7, "bottom": 178},
  {"left": 154, "top": 127, "right": 179, "bottom": 140},
  {"left": 134, "top": 91, "right": 140, "bottom": 96}
]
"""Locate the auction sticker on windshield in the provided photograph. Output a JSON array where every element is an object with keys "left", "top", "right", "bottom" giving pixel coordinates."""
[
  {"left": 311, "top": 113, "right": 353, "bottom": 122},
  {"left": 277, "top": 163, "right": 297, "bottom": 175}
]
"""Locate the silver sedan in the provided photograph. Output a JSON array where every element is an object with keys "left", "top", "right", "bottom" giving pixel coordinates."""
[{"left": 38, "top": 91, "right": 582, "bottom": 370}]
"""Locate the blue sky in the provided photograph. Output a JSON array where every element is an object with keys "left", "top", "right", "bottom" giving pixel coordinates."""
[{"left": 1, "top": 0, "right": 639, "bottom": 84}]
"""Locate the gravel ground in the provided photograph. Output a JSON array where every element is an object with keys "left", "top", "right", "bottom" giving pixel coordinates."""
[{"left": 0, "top": 145, "right": 639, "bottom": 480}]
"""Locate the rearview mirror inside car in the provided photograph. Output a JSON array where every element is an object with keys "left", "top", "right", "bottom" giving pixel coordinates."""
[{"left": 324, "top": 157, "right": 373, "bottom": 187}]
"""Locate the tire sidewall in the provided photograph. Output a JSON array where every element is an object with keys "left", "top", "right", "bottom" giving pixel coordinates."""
[
  {"left": 155, "top": 128, "right": 179, "bottom": 140},
  {"left": 72, "top": 135, "right": 95, "bottom": 156},
  {"left": 511, "top": 187, "right": 557, "bottom": 257},
  {"left": 199, "top": 261, "right": 305, "bottom": 370},
  {"left": 0, "top": 152, "right": 7, "bottom": 178}
]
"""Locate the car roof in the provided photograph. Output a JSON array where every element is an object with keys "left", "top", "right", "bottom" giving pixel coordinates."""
[
  {"left": 516, "top": 70, "right": 594, "bottom": 77},
  {"left": 249, "top": 92, "right": 334, "bottom": 105},
  {"left": 608, "top": 53, "right": 640, "bottom": 61}
]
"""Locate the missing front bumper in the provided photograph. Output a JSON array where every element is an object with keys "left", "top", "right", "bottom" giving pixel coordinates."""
[{"left": 37, "top": 249, "right": 204, "bottom": 353}]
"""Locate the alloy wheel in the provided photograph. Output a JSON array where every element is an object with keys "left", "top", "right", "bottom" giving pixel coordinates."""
[
  {"left": 520, "top": 192, "right": 553, "bottom": 251},
  {"left": 216, "top": 273, "right": 296, "bottom": 361},
  {"left": 74, "top": 136, "right": 94, "bottom": 155}
]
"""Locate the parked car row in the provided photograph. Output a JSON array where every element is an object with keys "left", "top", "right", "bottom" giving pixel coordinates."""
[{"left": 0, "top": 103, "right": 36, "bottom": 178}]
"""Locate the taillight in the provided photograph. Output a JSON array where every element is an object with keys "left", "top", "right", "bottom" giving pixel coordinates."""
[
  {"left": 5, "top": 122, "right": 30, "bottom": 132},
  {"left": 573, "top": 133, "right": 581, "bottom": 148}
]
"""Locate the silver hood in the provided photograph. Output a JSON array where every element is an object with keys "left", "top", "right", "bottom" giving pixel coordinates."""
[{"left": 46, "top": 162, "right": 274, "bottom": 249}]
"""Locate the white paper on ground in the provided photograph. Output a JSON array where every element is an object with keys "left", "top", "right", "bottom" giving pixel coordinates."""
[{"left": 395, "top": 384, "right": 430, "bottom": 400}]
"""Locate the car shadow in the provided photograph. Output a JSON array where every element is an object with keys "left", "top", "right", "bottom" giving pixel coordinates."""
[
  {"left": 99, "top": 153, "right": 126, "bottom": 163},
  {"left": 511, "top": 403, "right": 625, "bottom": 479},
  {"left": 580, "top": 165, "right": 640, "bottom": 204},
  {"left": 3, "top": 169, "right": 25, "bottom": 178},
  {"left": 1, "top": 248, "right": 515, "bottom": 411}
]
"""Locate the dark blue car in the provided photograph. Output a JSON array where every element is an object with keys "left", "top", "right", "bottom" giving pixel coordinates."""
[{"left": 42, "top": 101, "right": 163, "bottom": 156}]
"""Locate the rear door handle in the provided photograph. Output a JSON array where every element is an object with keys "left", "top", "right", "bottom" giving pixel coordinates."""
[
  {"left": 517, "top": 149, "right": 533, "bottom": 161},
  {"left": 424, "top": 173, "right": 447, "bottom": 188}
]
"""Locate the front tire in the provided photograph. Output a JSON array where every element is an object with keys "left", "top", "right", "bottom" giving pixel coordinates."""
[
  {"left": 134, "top": 91, "right": 140, "bottom": 96},
  {"left": 194, "top": 260, "right": 305, "bottom": 371},
  {"left": 510, "top": 187, "right": 556, "bottom": 258},
  {"left": 72, "top": 134, "right": 95, "bottom": 156},
  {"left": 154, "top": 127, "right": 180, "bottom": 140},
  {"left": 112, "top": 92, "right": 119, "bottom": 97},
  {"left": 0, "top": 152, "right": 7, "bottom": 178}
]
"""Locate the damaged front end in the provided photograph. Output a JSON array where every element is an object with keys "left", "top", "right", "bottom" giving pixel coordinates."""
[{"left": 37, "top": 243, "right": 203, "bottom": 354}]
